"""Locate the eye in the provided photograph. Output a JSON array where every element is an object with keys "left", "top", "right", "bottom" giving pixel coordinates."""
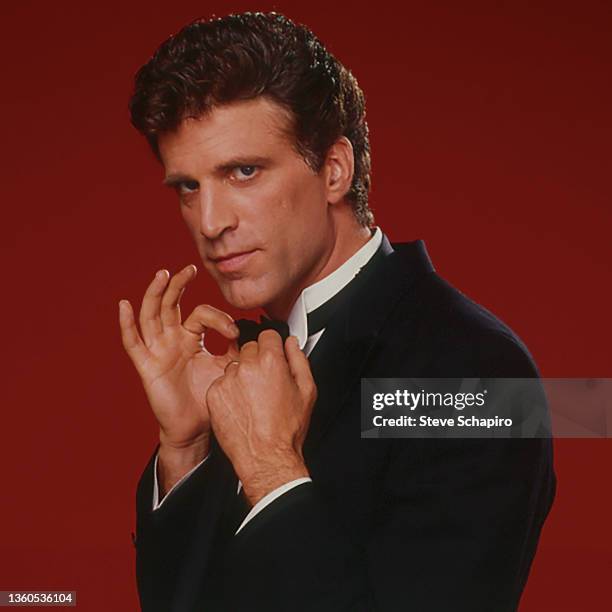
[
  {"left": 230, "top": 165, "right": 259, "bottom": 182},
  {"left": 176, "top": 180, "right": 199, "bottom": 195}
]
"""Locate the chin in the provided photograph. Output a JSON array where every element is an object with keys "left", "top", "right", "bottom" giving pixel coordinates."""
[{"left": 219, "top": 278, "right": 277, "bottom": 311}]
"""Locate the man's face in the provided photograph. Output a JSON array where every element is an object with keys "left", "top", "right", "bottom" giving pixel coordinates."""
[{"left": 158, "top": 97, "right": 334, "bottom": 316}]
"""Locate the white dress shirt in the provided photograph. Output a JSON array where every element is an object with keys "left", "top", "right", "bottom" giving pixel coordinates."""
[{"left": 152, "top": 227, "right": 384, "bottom": 533}]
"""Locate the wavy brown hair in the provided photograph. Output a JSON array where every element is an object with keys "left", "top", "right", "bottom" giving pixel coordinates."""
[{"left": 129, "top": 12, "right": 373, "bottom": 227}]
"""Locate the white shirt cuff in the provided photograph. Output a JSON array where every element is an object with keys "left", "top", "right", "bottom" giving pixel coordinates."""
[
  {"left": 152, "top": 451, "right": 210, "bottom": 510},
  {"left": 235, "top": 477, "right": 312, "bottom": 534}
]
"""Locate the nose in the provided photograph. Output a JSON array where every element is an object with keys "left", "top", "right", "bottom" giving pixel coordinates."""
[{"left": 197, "top": 182, "right": 238, "bottom": 239}]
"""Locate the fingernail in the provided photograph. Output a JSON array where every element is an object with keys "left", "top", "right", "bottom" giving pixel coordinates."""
[
  {"left": 229, "top": 323, "right": 240, "bottom": 336},
  {"left": 156, "top": 269, "right": 168, "bottom": 279}
]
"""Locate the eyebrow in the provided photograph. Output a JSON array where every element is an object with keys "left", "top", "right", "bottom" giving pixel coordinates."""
[
  {"left": 214, "top": 156, "right": 273, "bottom": 173},
  {"left": 162, "top": 173, "right": 194, "bottom": 187},
  {"left": 162, "top": 156, "right": 273, "bottom": 186}
]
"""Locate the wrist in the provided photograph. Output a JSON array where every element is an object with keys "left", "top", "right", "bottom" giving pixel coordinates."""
[
  {"left": 157, "top": 433, "right": 211, "bottom": 496},
  {"left": 239, "top": 451, "right": 309, "bottom": 506},
  {"left": 159, "top": 430, "right": 211, "bottom": 456}
]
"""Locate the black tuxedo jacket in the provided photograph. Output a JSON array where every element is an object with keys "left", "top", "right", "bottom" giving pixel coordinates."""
[{"left": 135, "top": 238, "right": 556, "bottom": 612}]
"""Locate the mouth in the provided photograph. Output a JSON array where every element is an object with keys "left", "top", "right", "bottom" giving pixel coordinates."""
[{"left": 209, "top": 249, "right": 258, "bottom": 274}]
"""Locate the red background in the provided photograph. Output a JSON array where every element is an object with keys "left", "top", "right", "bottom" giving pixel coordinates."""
[{"left": 1, "top": 1, "right": 610, "bottom": 609}]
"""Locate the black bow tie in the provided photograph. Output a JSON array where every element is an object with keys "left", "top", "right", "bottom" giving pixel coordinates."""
[
  {"left": 234, "top": 317, "right": 290, "bottom": 348},
  {"left": 234, "top": 304, "right": 336, "bottom": 348}
]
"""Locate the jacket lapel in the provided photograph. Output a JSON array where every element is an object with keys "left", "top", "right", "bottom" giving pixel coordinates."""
[{"left": 304, "top": 238, "right": 434, "bottom": 456}]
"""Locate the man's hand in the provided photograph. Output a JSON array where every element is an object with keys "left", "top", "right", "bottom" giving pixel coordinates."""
[
  {"left": 206, "top": 330, "right": 317, "bottom": 506},
  {"left": 118, "top": 265, "right": 240, "bottom": 493}
]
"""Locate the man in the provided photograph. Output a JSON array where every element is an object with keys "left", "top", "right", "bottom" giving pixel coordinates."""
[{"left": 119, "top": 12, "right": 555, "bottom": 611}]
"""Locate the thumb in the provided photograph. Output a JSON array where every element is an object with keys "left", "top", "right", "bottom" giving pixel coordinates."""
[
  {"left": 226, "top": 338, "right": 241, "bottom": 361},
  {"left": 285, "top": 336, "right": 317, "bottom": 403}
]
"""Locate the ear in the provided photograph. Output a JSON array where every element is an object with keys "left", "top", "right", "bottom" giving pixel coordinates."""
[{"left": 324, "top": 136, "right": 355, "bottom": 205}]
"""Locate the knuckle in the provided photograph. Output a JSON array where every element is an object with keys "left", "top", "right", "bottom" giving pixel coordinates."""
[
  {"left": 307, "top": 382, "right": 318, "bottom": 403},
  {"left": 236, "top": 360, "right": 253, "bottom": 377},
  {"left": 224, "top": 361, "right": 239, "bottom": 375},
  {"left": 260, "top": 350, "right": 277, "bottom": 368},
  {"left": 240, "top": 340, "right": 257, "bottom": 354},
  {"left": 194, "top": 304, "right": 211, "bottom": 317}
]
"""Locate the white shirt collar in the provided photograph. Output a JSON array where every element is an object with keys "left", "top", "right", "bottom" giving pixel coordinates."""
[{"left": 287, "top": 227, "right": 383, "bottom": 349}]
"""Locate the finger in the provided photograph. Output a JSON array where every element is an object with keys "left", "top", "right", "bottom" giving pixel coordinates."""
[
  {"left": 257, "top": 329, "right": 284, "bottom": 356},
  {"left": 160, "top": 264, "right": 197, "bottom": 328},
  {"left": 226, "top": 339, "right": 241, "bottom": 361},
  {"left": 183, "top": 304, "right": 239, "bottom": 340},
  {"left": 239, "top": 340, "right": 258, "bottom": 361},
  {"left": 285, "top": 336, "right": 317, "bottom": 400},
  {"left": 139, "top": 269, "right": 169, "bottom": 344},
  {"left": 224, "top": 360, "right": 240, "bottom": 375},
  {"left": 119, "top": 299, "right": 150, "bottom": 367}
]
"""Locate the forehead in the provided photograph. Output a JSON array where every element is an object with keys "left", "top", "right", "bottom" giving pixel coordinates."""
[{"left": 158, "top": 97, "right": 296, "bottom": 171}]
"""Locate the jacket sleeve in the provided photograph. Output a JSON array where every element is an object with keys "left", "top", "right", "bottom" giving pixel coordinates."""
[
  {"left": 217, "top": 332, "right": 556, "bottom": 612},
  {"left": 134, "top": 444, "right": 236, "bottom": 612}
]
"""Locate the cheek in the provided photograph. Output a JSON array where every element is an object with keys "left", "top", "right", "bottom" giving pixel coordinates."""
[
  {"left": 267, "top": 202, "right": 327, "bottom": 276},
  {"left": 274, "top": 169, "right": 327, "bottom": 223},
  {"left": 179, "top": 206, "right": 208, "bottom": 256},
  {"left": 286, "top": 184, "right": 328, "bottom": 245},
  {"left": 180, "top": 204, "right": 196, "bottom": 230}
]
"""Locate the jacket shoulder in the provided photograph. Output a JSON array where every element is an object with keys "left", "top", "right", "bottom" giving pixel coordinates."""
[{"left": 378, "top": 270, "right": 539, "bottom": 378}]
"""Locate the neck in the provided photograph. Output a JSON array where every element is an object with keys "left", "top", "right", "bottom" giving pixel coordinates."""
[{"left": 265, "top": 206, "right": 372, "bottom": 320}]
